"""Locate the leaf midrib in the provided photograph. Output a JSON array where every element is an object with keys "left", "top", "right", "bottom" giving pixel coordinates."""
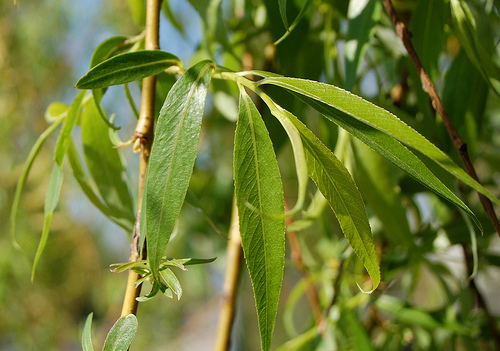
[
  {"left": 80, "top": 58, "right": 178, "bottom": 87},
  {"left": 303, "top": 137, "right": 374, "bottom": 267},
  {"left": 242, "top": 93, "right": 270, "bottom": 338},
  {"left": 152, "top": 63, "right": 212, "bottom": 280}
]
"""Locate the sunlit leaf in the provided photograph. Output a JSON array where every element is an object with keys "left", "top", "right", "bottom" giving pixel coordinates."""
[
  {"left": 160, "top": 268, "right": 182, "bottom": 300},
  {"left": 258, "top": 77, "right": 499, "bottom": 207},
  {"left": 144, "top": 60, "right": 214, "bottom": 284},
  {"left": 293, "top": 93, "right": 482, "bottom": 232},
  {"left": 44, "top": 102, "right": 69, "bottom": 123},
  {"left": 76, "top": 51, "right": 181, "bottom": 89},
  {"left": 267, "top": 104, "right": 308, "bottom": 217},
  {"left": 234, "top": 88, "right": 285, "bottom": 351},
  {"left": 102, "top": 314, "right": 138, "bottom": 351},
  {"left": 282, "top": 108, "right": 380, "bottom": 291},
  {"left": 82, "top": 313, "right": 94, "bottom": 351}
]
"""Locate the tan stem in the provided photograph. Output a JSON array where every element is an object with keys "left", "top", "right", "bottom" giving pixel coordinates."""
[
  {"left": 120, "top": 0, "right": 162, "bottom": 317},
  {"left": 215, "top": 198, "right": 243, "bottom": 351},
  {"left": 382, "top": 0, "right": 500, "bottom": 237}
]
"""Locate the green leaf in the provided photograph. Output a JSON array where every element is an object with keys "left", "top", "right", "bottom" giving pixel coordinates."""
[
  {"left": 345, "top": 0, "right": 382, "bottom": 91},
  {"left": 258, "top": 77, "right": 500, "bottom": 207},
  {"left": 82, "top": 313, "right": 94, "bottom": 351},
  {"left": 375, "top": 295, "right": 442, "bottom": 330},
  {"left": 80, "top": 99, "right": 136, "bottom": 229},
  {"left": 351, "top": 139, "right": 412, "bottom": 247},
  {"left": 407, "top": 0, "right": 446, "bottom": 126},
  {"left": 450, "top": 0, "right": 500, "bottom": 96},
  {"left": 275, "top": 0, "right": 315, "bottom": 45},
  {"left": 90, "top": 36, "right": 132, "bottom": 68},
  {"left": 126, "top": 0, "right": 146, "bottom": 27},
  {"left": 10, "top": 116, "right": 64, "bottom": 248},
  {"left": 54, "top": 91, "right": 85, "bottom": 167},
  {"left": 162, "top": 0, "right": 185, "bottom": 34},
  {"left": 234, "top": 88, "right": 285, "bottom": 351},
  {"left": 66, "top": 140, "right": 134, "bottom": 232},
  {"left": 144, "top": 60, "right": 214, "bottom": 284},
  {"left": 282, "top": 109, "right": 380, "bottom": 291},
  {"left": 266, "top": 103, "right": 308, "bottom": 217},
  {"left": 341, "top": 310, "right": 376, "bottom": 351},
  {"left": 32, "top": 164, "right": 64, "bottom": 282},
  {"left": 279, "top": 0, "right": 289, "bottom": 30},
  {"left": 44, "top": 102, "right": 69, "bottom": 123},
  {"left": 160, "top": 268, "right": 182, "bottom": 300},
  {"left": 102, "top": 314, "right": 138, "bottom": 351},
  {"left": 275, "top": 326, "right": 319, "bottom": 351},
  {"left": 75, "top": 51, "right": 181, "bottom": 89},
  {"left": 409, "top": 0, "right": 446, "bottom": 80},
  {"left": 293, "top": 93, "right": 482, "bottom": 233}
]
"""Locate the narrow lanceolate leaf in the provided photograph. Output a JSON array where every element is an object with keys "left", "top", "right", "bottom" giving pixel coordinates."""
[
  {"left": 345, "top": 0, "right": 382, "bottom": 90},
  {"left": 67, "top": 140, "right": 134, "bottom": 232},
  {"left": 102, "top": 314, "right": 138, "bottom": 351},
  {"left": 279, "top": 0, "right": 289, "bottom": 30},
  {"left": 81, "top": 99, "right": 135, "bottom": 228},
  {"left": 82, "top": 313, "right": 94, "bottom": 351},
  {"left": 10, "top": 115, "right": 64, "bottom": 248},
  {"left": 351, "top": 140, "right": 412, "bottom": 247},
  {"left": 90, "top": 35, "right": 131, "bottom": 68},
  {"left": 32, "top": 164, "right": 64, "bottom": 282},
  {"left": 234, "top": 89, "right": 285, "bottom": 351},
  {"left": 283, "top": 109, "right": 380, "bottom": 291},
  {"left": 54, "top": 91, "right": 86, "bottom": 166},
  {"left": 258, "top": 77, "right": 500, "bottom": 207},
  {"left": 294, "top": 94, "right": 482, "bottom": 232},
  {"left": 75, "top": 51, "right": 181, "bottom": 89},
  {"left": 144, "top": 60, "right": 215, "bottom": 284},
  {"left": 450, "top": 0, "right": 500, "bottom": 96}
]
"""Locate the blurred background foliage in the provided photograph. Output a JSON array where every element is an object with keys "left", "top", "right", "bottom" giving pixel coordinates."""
[{"left": 1, "top": 0, "right": 500, "bottom": 350}]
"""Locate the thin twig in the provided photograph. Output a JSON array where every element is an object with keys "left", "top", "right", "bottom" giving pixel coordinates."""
[
  {"left": 382, "top": 0, "right": 500, "bottom": 237},
  {"left": 284, "top": 202, "right": 326, "bottom": 333},
  {"left": 214, "top": 198, "right": 243, "bottom": 351},
  {"left": 120, "top": 0, "right": 162, "bottom": 317}
]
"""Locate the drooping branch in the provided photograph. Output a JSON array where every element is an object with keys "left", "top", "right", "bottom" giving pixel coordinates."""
[
  {"left": 121, "top": 0, "right": 162, "bottom": 317},
  {"left": 382, "top": 0, "right": 500, "bottom": 237}
]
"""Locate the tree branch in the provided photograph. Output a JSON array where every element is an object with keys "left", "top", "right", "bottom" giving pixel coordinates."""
[
  {"left": 382, "top": 0, "right": 500, "bottom": 237},
  {"left": 121, "top": 0, "right": 162, "bottom": 317},
  {"left": 215, "top": 198, "right": 243, "bottom": 351}
]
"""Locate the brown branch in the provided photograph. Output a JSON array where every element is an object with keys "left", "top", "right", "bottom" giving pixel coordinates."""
[
  {"left": 214, "top": 199, "right": 243, "bottom": 351},
  {"left": 382, "top": 0, "right": 500, "bottom": 237},
  {"left": 284, "top": 202, "right": 326, "bottom": 333},
  {"left": 120, "top": 0, "right": 162, "bottom": 317}
]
